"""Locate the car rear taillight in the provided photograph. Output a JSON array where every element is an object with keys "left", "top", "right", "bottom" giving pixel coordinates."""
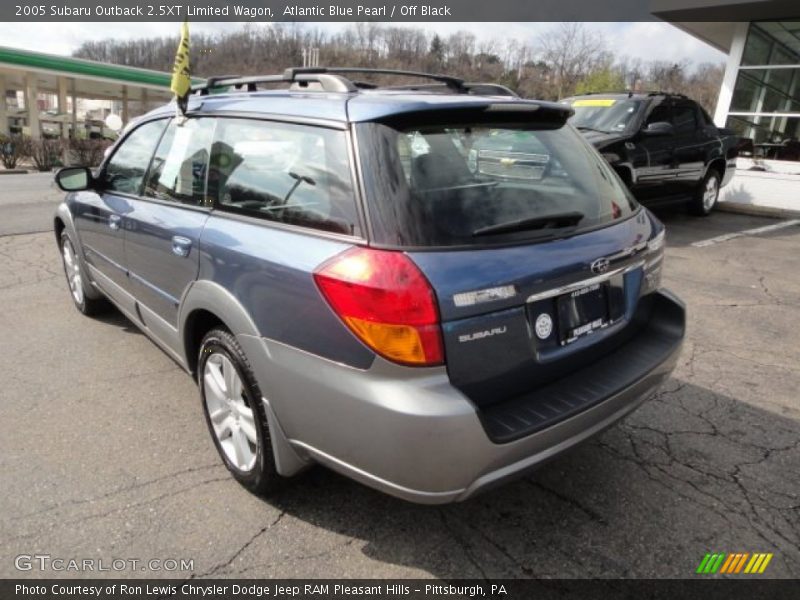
[{"left": 313, "top": 248, "right": 444, "bottom": 366}]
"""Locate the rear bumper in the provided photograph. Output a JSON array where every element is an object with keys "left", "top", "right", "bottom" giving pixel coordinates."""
[{"left": 240, "top": 289, "right": 685, "bottom": 504}]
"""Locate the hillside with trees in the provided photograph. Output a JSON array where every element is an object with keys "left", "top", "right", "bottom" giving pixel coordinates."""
[{"left": 73, "top": 22, "right": 724, "bottom": 113}]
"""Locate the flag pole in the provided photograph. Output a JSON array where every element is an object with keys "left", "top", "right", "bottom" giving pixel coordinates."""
[{"left": 170, "top": 19, "right": 191, "bottom": 122}]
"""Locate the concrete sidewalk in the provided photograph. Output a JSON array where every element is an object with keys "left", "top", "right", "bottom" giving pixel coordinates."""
[{"left": 719, "top": 157, "right": 800, "bottom": 219}]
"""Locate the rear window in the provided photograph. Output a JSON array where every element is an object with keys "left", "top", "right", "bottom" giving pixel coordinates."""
[{"left": 357, "top": 120, "right": 637, "bottom": 247}]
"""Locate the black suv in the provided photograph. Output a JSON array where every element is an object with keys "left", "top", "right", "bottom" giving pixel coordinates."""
[{"left": 561, "top": 92, "right": 738, "bottom": 215}]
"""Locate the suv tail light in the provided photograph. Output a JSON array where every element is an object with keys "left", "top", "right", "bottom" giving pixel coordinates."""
[{"left": 313, "top": 248, "right": 444, "bottom": 366}]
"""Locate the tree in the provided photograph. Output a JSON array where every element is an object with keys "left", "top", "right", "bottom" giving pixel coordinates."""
[
  {"left": 537, "top": 23, "right": 610, "bottom": 99},
  {"left": 71, "top": 22, "right": 723, "bottom": 110},
  {"left": 429, "top": 34, "right": 444, "bottom": 68},
  {"left": 575, "top": 68, "right": 626, "bottom": 95}
]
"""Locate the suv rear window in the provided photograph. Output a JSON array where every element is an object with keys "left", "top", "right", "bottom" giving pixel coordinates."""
[{"left": 357, "top": 120, "right": 637, "bottom": 247}]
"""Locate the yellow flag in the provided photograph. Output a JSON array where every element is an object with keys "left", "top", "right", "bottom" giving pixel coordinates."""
[{"left": 171, "top": 20, "right": 191, "bottom": 100}]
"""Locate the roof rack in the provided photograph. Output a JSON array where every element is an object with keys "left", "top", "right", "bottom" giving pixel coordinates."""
[
  {"left": 578, "top": 90, "right": 687, "bottom": 98},
  {"left": 193, "top": 69, "right": 357, "bottom": 95},
  {"left": 192, "top": 67, "right": 470, "bottom": 96}
]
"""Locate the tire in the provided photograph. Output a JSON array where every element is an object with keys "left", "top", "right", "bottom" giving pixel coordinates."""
[
  {"left": 198, "top": 327, "right": 280, "bottom": 495},
  {"left": 689, "top": 169, "right": 721, "bottom": 216},
  {"left": 59, "top": 231, "right": 108, "bottom": 316}
]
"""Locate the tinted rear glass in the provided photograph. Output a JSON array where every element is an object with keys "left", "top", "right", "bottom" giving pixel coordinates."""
[
  {"left": 357, "top": 120, "right": 637, "bottom": 247},
  {"left": 568, "top": 98, "right": 644, "bottom": 133}
]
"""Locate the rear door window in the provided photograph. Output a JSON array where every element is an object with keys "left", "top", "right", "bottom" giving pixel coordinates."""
[
  {"left": 645, "top": 102, "right": 672, "bottom": 127},
  {"left": 672, "top": 102, "right": 699, "bottom": 135},
  {"left": 357, "top": 119, "right": 638, "bottom": 247},
  {"left": 209, "top": 118, "right": 360, "bottom": 236}
]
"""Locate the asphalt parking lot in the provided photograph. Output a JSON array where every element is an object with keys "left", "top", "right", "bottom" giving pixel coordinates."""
[{"left": 1, "top": 172, "right": 798, "bottom": 579}]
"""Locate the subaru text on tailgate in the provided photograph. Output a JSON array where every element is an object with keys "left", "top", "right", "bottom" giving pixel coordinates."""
[{"left": 53, "top": 68, "right": 685, "bottom": 504}]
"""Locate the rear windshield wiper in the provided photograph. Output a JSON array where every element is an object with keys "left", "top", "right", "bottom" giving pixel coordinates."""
[{"left": 472, "top": 211, "right": 584, "bottom": 237}]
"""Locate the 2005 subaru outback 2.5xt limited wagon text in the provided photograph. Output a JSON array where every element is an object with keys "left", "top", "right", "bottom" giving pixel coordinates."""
[{"left": 54, "top": 68, "right": 685, "bottom": 504}]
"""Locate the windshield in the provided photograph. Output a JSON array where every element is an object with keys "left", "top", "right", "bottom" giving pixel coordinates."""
[
  {"left": 357, "top": 120, "right": 638, "bottom": 247},
  {"left": 567, "top": 98, "right": 643, "bottom": 133}
]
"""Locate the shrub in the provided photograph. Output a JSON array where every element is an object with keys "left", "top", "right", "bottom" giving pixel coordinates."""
[
  {"left": 68, "top": 137, "right": 112, "bottom": 167},
  {"left": 29, "top": 138, "right": 63, "bottom": 171},
  {"left": 0, "top": 134, "right": 31, "bottom": 169}
]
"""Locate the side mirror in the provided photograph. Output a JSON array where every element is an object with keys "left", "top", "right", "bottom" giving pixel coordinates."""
[
  {"left": 642, "top": 121, "right": 674, "bottom": 136},
  {"left": 55, "top": 166, "right": 93, "bottom": 192}
]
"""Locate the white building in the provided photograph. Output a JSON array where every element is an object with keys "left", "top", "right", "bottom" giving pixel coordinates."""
[{"left": 653, "top": 4, "right": 800, "bottom": 211}]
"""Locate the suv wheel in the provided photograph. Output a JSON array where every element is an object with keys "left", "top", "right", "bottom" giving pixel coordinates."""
[
  {"left": 60, "top": 231, "right": 108, "bottom": 316},
  {"left": 689, "top": 170, "right": 720, "bottom": 216},
  {"left": 198, "top": 328, "right": 280, "bottom": 495}
]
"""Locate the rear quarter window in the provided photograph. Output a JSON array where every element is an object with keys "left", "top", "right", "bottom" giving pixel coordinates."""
[
  {"left": 209, "top": 118, "right": 360, "bottom": 237},
  {"left": 357, "top": 120, "right": 638, "bottom": 247}
]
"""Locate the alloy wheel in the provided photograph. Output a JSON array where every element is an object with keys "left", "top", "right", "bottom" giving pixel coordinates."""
[
  {"left": 203, "top": 352, "right": 258, "bottom": 471},
  {"left": 62, "top": 239, "right": 84, "bottom": 305},
  {"left": 703, "top": 176, "right": 719, "bottom": 212}
]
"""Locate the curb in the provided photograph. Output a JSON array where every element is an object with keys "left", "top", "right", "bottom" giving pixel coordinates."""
[
  {"left": 0, "top": 169, "right": 28, "bottom": 175},
  {"left": 717, "top": 201, "right": 800, "bottom": 220}
]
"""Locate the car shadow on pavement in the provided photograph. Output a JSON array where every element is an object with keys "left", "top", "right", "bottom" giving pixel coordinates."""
[
  {"left": 256, "top": 379, "right": 799, "bottom": 579},
  {"left": 93, "top": 306, "right": 142, "bottom": 334}
]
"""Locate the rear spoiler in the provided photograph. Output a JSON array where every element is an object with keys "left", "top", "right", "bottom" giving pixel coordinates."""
[{"left": 369, "top": 102, "right": 574, "bottom": 129}]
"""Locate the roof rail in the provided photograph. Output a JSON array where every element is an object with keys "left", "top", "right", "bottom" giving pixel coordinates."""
[
  {"left": 646, "top": 90, "right": 687, "bottom": 98},
  {"left": 192, "top": 66, "right": 468, "bottom": 95},
  {"left": 577, "top": 90, "right": 688, "bottom": 98},
  {"left": 192, "top": 69, "right": 357, "bottom": 95},
  {"left": 290, "top": 67, "right": 466, "bottom": 92}
]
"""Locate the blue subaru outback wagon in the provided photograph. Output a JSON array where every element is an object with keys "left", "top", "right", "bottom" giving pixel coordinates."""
[{"left": 54, "top": 68, "right": 685, "bottom": 503}]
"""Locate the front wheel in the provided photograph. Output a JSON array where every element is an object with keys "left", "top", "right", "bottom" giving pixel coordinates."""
[
  {"left": 689, "top": 170, "right": 720, "bottom": 216},
  {"left": 198, "top": 328, "right": 281, "bottom": 495},
  {"left": 60, "top": 231, "right": 108, "bottom": 316}
]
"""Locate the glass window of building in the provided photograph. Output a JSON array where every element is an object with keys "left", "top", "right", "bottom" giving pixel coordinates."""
[{"left": 729, "top": 21, "right": 800, "bottom": 161}]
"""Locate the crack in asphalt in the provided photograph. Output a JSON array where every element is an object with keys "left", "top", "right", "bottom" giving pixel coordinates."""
[
  {"left": 757, "top": 275, "right": 783, "bottom": 306},
  {"left": 193, "top": 510, "right": 287, "bottom": 578},
  {"left": 437, "top": 510, "right": 490, "bottom": 581},
  {"left": 694, "top": 341, "right": 798, "bottom": 373},
  {"left": 229, "top": 539, "right": 357, "bottom": 577},
  {"left": 3, "top": 476, "right": 232, "bottom": 543},
  {"left": 526, "top": 480, "right": 609, "bottom": 526},
  {"left": 596, "top": 412, "right": 799, "bottom": 575},
  {"left": 458, "top": 514, "right": 539, "bottom": 578},
  {"left": 8, "top": 463, "right": 223, "bottom": 523}
]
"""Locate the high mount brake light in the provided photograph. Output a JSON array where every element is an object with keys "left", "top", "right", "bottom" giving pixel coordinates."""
[{"left": 313, "top": 248, "right": 444, "bottom": 366}]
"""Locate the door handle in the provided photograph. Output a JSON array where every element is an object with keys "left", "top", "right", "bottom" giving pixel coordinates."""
[
  {"left": 171, "top": 236, "right": 192, "bottom": 258},
  {"left": 108, "top": 214, "right": 122, "bottom": 231}
]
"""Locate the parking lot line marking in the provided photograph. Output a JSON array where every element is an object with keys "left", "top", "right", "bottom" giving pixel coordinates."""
[{"left": 691, "top": 219, "right": 800, "bottom": 248}]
